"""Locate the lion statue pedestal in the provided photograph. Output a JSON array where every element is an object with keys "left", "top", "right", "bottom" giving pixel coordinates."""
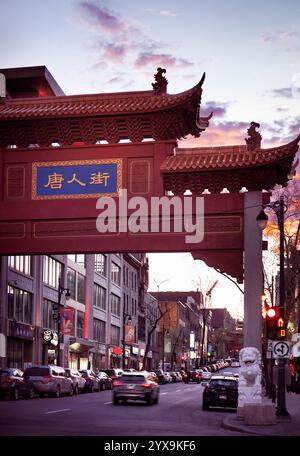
[
  {"left": 237, "top": 347, "right": 276, "bottom": 425},
  {"left": 237, "top": 347, "right": 262, "bottom": 417}
]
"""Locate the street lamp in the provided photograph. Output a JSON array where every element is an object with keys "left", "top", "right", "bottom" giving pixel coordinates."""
[
  {"left": 257, "top": 195, "right": 289, "bottom": 416},
  {"left": 161, "top": 326, "right": 170, "bottom": 371},
  {"left": 122, "top": 312, "right": 132, "bottom": 369},
  {"left": 57, "top": 277, "right": 70, "bottom": 366}
]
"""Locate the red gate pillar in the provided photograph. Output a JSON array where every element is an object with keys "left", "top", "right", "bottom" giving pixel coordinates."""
[{"left": 244, "top": 191, "right": 263, "bottom": 350}]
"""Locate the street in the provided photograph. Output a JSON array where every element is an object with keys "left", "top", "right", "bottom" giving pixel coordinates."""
[{"left": 0, "top": 369, "right": 249, "bottom": 436}]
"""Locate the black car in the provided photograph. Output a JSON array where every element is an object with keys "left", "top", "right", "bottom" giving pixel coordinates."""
[
  {"left": 182, "top": 371, "right": 201, "bottom": 384},
  {"left": 0, "top": 368, "right": 35, "bottom": 400},
  {"left": 202, "top": 376, "right": 238, "bottom": 410},
  {"left": 153, "top": 370, "right": 165, "bottom": 385}
]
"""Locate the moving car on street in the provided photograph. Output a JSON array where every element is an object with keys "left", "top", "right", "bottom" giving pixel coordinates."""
[
  {"left": 112, "top": 371, "right": 160, "bottom": 405},
  {"left": 182, "top": 371, "right": 201, "bottom": 384},
  {"left": 202, "top": 376, "right": 238, "bottom": 410}
]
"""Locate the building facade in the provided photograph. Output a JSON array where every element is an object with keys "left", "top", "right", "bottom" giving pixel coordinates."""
[{"left": 0, "top": 253, "right": 155, "bottom": 371}]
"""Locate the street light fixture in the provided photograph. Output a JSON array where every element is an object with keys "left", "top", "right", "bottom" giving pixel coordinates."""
[
  {"left": 57, "top": 277, "right": 70, "bottom": 366},
  {"left": 122, "top": 312, "right": 132, "bottom": 369},
  {"left": 257, "top": 195, "right": 289, "bottom": 416}
]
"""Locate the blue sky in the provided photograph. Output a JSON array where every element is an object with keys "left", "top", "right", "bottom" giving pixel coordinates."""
[{"left": 1, "top": 0, "right": 299, "bottom": 317}]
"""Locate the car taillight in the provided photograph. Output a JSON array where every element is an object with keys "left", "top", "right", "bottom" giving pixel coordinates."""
[
  {"left": 142, "top": 383, "right": 151, "bottom": 388},
  {"left": 43, "top": 375, "right": 52, "bottom": 380},
  {"left": 113, "top": 381, "right": 123, "bottom": 386},
  {"left": 1, "top": 376, "right": 12, "bottom": 383}
]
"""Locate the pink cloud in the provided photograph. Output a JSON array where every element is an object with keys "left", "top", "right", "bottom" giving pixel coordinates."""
[
  {"left": 134, "top": 52, "right": 193, "bottom": 69},
  {"left": 102, "top": 43, "right": 128, "bottom": 61},
  {"left": 79, "top": 1, "right": 125, "bottom": 33}
]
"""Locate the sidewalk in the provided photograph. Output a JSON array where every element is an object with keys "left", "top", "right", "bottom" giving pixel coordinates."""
[{"left": 222, "top": 392, "right": 300, "bottom": 436}]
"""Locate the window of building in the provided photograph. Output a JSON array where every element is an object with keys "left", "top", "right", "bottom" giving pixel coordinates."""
[
  {"left": 67, "top": 254, "right": 85, "bottom": 267},
  {"left": 93, "top": 318, "right": 105, "bottom": 343},
  {"left": 138, "top": 315, "right": 146, "bottom": 341},
  {"left": 110, "top": 325, "right": 120, "bottom": 346},
  {"left": 67, "top": 268, "right": 85, "bottom": 303},
  {"left": 111, "top": 263, "right": 121, "bottom": 286},
  {"left": 7, "top": 286, "right": 33, "bottom": 324},
  {"left": 94, "top": 284, "right": 106, "bottom": 310},
  {"left": 95, "top": 254, "right": 106, "bottom": 276},
  {"left": 43, "top": 299, "right": 58, "bottom": 331},
  {"left": 67, "top": 268, "right": 76, "bottom": 299},
  {"left": 77, "top": 311, "right": 85, "bottom": 338},
  {"left": 43, "top": 256, "right": 62, "bottom": 289},
  {"left": 8, "top": 256, "right": 31, "bottom": 276},
  {"left": 111, "top": 294, "right": 120, "bottom": 316},
  {"left": 77, "top": 273, "right": 85, "bottom": 304}
]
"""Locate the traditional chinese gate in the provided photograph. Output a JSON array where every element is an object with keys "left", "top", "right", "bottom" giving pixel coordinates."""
[{"left": 0, "top": 66, "right": 299, "bottom": 349}]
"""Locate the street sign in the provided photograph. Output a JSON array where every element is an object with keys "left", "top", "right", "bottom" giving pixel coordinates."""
[
  {"left": 267, "top": 339, "right": 274, "bottom": 351},
  {"left": 272, "top": 341, "right": 290, "bottom": 358}
]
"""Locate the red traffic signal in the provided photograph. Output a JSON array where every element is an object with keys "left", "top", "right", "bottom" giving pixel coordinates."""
[
  {"left": 266, "top": 307, "right": 277, "bottom": 318},
  {"left": 265, "top": 307, "right": 279, "bottom": 339}
]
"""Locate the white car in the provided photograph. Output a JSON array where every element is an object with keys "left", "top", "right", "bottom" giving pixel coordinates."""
[
  {"left": 163, "top": 372, "right": 173, "bottom": 383},
  {"left": 174, "top": 372, "right": 183, "bottom": 382}
]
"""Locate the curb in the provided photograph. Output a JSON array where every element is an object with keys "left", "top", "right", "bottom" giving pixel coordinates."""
[{"left": 221, "top": 416, "right": 277, "bottom": 436}]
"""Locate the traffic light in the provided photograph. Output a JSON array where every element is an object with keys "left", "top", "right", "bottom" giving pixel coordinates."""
[
  {"left": 266, "top": 307, "right": 287, "bottom": 340},
  {"left": 266, "top": 307, "right": 279, "bottom": 339},
  {"left": 276, "top": 316, "right": 286, "bottom": 339}
]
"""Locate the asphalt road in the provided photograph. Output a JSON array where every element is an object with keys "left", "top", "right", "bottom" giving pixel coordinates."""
[{"left": 0, "top": 368, "right": 249, "bottom": 437}]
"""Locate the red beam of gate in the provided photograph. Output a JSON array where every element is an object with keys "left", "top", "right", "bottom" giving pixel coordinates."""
[{"left": 0, "top": 141, "right": 245, "bottom": 282}]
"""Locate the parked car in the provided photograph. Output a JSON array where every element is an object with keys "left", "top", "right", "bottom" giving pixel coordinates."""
[
  {"left": 174, "top": 372, "right": 183, "bottom": 382},
  {"left": 0, "top": 368, "right": 35, "bottom": 400},
  {"left": 23, "top": 365, "right": 73, "bottom": 398},
  {"left": 198, "top": 369, "right": 212, "bottom": 381},
  {"left": 182, "top": 371, "right": 201, "bottom": 384},
  {"left": 99, "top": 369, "right": 123, "bottom": 383},
  {"left": 112, "top": 371, "right": 160, "bottom": 405},
  {"left": 202, "top": 376, "right": 238, "bottom": 410},
  {"left": 169, "top": 372, "right": 177, "bottom": 383},
  {"left": 64, "top": 368, "right": 86, "bottom": 394},
  {"left": 231, "top": 359, "right": 240, "bottom": 368},
  {"left": 79, "top": 369, "right": 100, "bottom": 392},
  {"left": 153, "top": 370, "right": 166, "bottom": 384},
  {"left": 148, "top": 372, "right": 159, "bottom": 383},
  {"left": 96, "top": 371, "right": 113, "bottom": 390},
  {"left": 163, "top": 372, "right": 173, "bottom": 383}
]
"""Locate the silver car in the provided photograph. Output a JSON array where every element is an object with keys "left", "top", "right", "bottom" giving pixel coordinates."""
[
  {"left": 24, "top": 365, "right": 73, "bottom": 398},
  {"left": 112, "top": 371, "right": 160, "bottom": 405},
  {"left": 65, "top": 368, "right": 86, "bottom": 394}
]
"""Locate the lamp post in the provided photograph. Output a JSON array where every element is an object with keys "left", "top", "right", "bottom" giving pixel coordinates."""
[
  {"left": 57, "top": 277, "right": 70, "bottom": 367},
  {"left": 257, "top": 195, "right": 289, "bottom": 416},
  {"left": 153, "top": 278, "right": 170, "bottom": 371},
  {"left": 122, "top": 312, "right": 132, "bottom": 369}
]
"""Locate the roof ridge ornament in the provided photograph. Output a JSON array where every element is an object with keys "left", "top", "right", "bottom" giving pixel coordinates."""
[
  {"left": 152, "top": 67, "right": 168, "bottom": 95},
  {"left": 245, "top": 121, "right": 262, "bottom": 151}
]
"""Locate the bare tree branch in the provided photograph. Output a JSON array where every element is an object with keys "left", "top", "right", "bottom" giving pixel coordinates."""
[{"left": 213, "top": 268, "right": 244, "bottom": 294}]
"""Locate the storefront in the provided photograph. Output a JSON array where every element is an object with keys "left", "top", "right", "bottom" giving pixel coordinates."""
[
  {"left": 7, "top": 321, "right": 35, "bottom": 369},
  {"left": 131, "top": 345, "right": 139, "bottom": 369},
  {"left": 41, "top": 329, "right": 59, "bottom": 365},
  {"left": 91, "top": 342, "right": 106, "bottom": 370},
  {"left": 69, "top": 337, "right": 95, "bottom": 370},
  {"left": 109, "top": 346, "right": 122, "bottom": 368}
]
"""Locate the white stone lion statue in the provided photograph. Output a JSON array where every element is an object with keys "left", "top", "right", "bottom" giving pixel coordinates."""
[{"left": 239, "top": 347, "right": 261, "bottom": 387}]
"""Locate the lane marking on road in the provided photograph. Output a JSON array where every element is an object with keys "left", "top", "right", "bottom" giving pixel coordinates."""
[
  {"left": 161, "top": 392, "right": 167, "bottom": 395},
  {"left": 44, "top": 409, "right": 71, "bottom": 414},
  {"left": 176, "top": 389, "right": 182, "bottom": 392},
  {"left": 104, "top": 401, "right": 112, "bottom": 405}
]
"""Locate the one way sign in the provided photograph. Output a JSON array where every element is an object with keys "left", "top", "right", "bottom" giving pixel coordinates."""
[{"left": 272, "top": 341, "right": 290, "bottom": 358}]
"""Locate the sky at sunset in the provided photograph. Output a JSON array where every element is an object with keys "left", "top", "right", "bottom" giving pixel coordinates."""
[{"left": 1, "top": 0, "right": 299, "bottom": 318}]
